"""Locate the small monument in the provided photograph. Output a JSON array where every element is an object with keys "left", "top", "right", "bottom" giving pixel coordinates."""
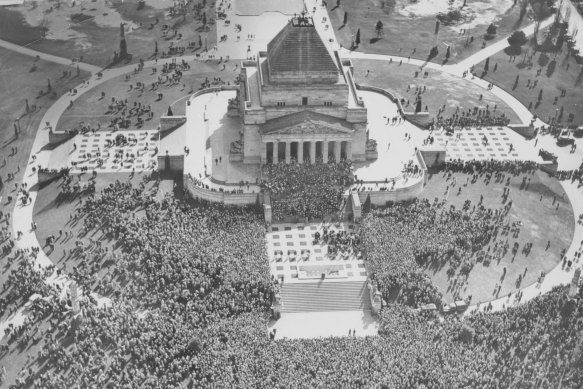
[{"left": 119, "top": 23, "right": 128, "bottom": 60}]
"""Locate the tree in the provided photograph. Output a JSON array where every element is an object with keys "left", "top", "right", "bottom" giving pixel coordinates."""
[
  {"left": 202, "top": 13, "right": 207, "bottom": 26},
  {"left": 343, "top": 12, "right": 347, "bottom": 25},
  {"left": 355, "top": 29, "right": 361, "bottom": 46},
  {"left": 375, "top": 20, "right": 384, "bottom": 38},
  {"left": 486, "top": 23, "right": 497, "bottom": 36},
  {"left": 538, "top": 53, "right": 549, "bottom": 68},
  {"left": 508, "top": 30, "right": 527, "bottom": 47}
]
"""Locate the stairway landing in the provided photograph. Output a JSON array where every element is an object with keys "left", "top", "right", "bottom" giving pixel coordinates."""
[
  {"left": 268, "top": 310, "right": 379, "bottom": 339},
  {"left": 267, "top": 222, "right": 367, "bottom": 284}
]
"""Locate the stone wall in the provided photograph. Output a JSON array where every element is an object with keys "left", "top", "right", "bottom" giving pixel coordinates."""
[
  {"left": 350, "top": 192, "right": 362, "bottom": 222},
  {"left": 352, "top": 123, "right": 367, "bottom": 162},
  {"left": 184, "top": 176, "right": 264, "bottom": 205},
  {"left": 263, "top": 193, "right": 272, "bottom": 224},
  {"left": 48, "top": 131, "right": 74, "bottom": 145},
  {"left": 508, "top": 124, "right": 537, "bottom": 139},
  {"left": 158, "top": 155, "right": 184, "bottom": 172},
  {"left": 261, "top": 83, "right": 349, "bottom": 107},
  {"left": 540, "top": 161, "right": 558, "bottom": 176},
  {"left": 355, "top": 176, "right": 425, "bottom": 206},
  {"left": 264, "top": 106, "right": 349, "bottom": 121},
  {"left": 160, "top": 116, "right": 186, "bottom": 132},
  {"left": 403, "top": 111, "right": 432, "bottom": 128},
  {"left": 417, "top": 148, "right": 446, "bottom": 169},
  {"left": 243, "top": 124, "right": 262, "bottom": 163},
  {"left": 346, "top": 107, "right": 367, "bottom": 123},
  {"left": 38, "top": 170, "right": 64, "bottom": 184}
]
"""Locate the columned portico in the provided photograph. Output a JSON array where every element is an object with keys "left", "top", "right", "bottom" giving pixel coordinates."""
[
  {"left": 273, "top": 140, "right": 279, "bottom": 164},
  {"left": 334, "top": 141, "right": 341, "bottom": 163},
  {"left": 346, "top": 141, "right": 352, "bottom": 161},
  {"left": 263, "top": 133, "right": 352, "bottom": 165},
  {"left": 261, "top": 142, "right": 267, "bottom": 164},
  {"left": 297, "top": 141, "right": 304, "bottom": 163},
  {"left": 285, "top": 142, "right": 291, "bottom": 164}
]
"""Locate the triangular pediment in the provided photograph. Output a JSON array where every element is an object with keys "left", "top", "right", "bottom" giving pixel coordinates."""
[
  {"left": 266, "top": 121, "right": 353, "bottom": 136},
  {"left": 261, "top": 111, "right": 353, "bottom": 136}
]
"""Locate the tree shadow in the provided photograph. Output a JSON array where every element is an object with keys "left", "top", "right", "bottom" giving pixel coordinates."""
[
  {"left": 369, "top": 37, "right": 380, "bottom": 44},
  {"left": 504, "top": 46, "right": 522, "bottom": 56}
]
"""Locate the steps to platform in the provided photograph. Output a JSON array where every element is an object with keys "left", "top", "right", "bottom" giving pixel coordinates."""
[{"left": 280, "top": 280, "right": 371, "bottom": 313}]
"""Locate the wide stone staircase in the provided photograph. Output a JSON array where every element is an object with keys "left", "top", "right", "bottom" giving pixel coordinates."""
[{"left": 280, "top": 280, "right": 371, "bottom": 313}]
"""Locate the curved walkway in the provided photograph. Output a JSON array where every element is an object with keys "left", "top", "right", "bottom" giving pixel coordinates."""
[
  {"left": 1, "top": 53, "right": 219, "bottom": 340},
  {"left": 0, "top": 38, "right": 102, "bottom": 74},
  {"left": 312, "top": 3, "right": 582, "bottom": 313},
  {"left": 0, "top": 5, "right": 580, "bottom": 338}
]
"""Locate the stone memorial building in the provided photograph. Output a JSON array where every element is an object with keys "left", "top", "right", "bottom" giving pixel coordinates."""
[{"left": 230, "top": 13, "right": 370, "bottom": 165}]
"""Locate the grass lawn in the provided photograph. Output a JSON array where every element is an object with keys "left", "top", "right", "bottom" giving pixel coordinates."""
[
  {"left": 0, "top": 47, "right": 90, "bottom": 303},
  {"left": 56, "top": 59, "right": 237, "bottom": 132},
  {"left": 420, "top": 169, "right": 574, "bottom": 304},
  {"left": 329, "top": 0, "right": 544, "bottom": 64},
  {"left": 0, "top": 0, "right": 218, "bottom": 68},
  {"left": 351, "top": 58, "right": 521, "bottom": 123},
  {"left": 475, "top": 34, "right": 583, "bottom": 126}
]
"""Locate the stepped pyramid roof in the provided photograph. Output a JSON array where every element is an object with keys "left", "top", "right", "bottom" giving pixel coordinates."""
[{"left": 266, "top": 14, "right": 339, "bottom": 84}]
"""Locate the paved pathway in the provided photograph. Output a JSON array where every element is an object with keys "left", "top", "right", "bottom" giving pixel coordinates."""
[
  {"left": 450, "top": 17, "right": 555, "bottom": 75},
  {"left": 312, "top": 6, "right": 583, "bottom": 315},
  {"left": 0, "top": 38, "right": 102, "bottom": 74},
  {"left": 0, "top": 3, "right": 580, "bottom": 340}
]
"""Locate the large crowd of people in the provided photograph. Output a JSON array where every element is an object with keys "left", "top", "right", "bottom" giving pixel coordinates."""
[
  {"left": 445, "top": 158, "right": 539, "bottom": 175},
  {"left": 361, "top": 196, "right": 510, "bottom": 307},
  {"left": 1, "top": 169, "right": 582, "bottom": 388},
  {"left": 261, "top": 160, "right": 353, "bottom": 220},
  {"left": 79, "top": 180, "right": 274, "bottom": 322}
]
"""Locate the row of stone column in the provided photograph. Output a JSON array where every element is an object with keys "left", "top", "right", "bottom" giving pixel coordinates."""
[{"left": 266, "top": 140, "right": 351, "bottom": 164}]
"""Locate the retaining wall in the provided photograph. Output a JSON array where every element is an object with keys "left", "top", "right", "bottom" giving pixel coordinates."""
[
  {"left": 184, "top": 175, "right": 264, "bottom": 205},
  {"left": 355, "top": 176, "right": 425, "bottom": 206}
]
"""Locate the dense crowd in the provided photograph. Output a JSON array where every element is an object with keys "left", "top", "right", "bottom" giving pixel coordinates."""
[
  {"left": 261, "top": 160, "right": 353, "bottom": 220},
  {"left": 2, "top": 171, "right": 583, "bottom": 388},
  {"left": 6, "top": 279, "right": 583, "bottom": 388},
  {"left": 432, "top": 110, "right": 511, "bottom": 131},
  {"left": 557, "top": 161, "right": 583, "bottom": 185},
  {"left": 361, "top": 197, "right": 511, "bottom": 307},
  {"left": 79, "top": 180, "right": 274, "bottom": 323},
  {"left": 445, "top": 158, "right": 539, "bottom": 175}
]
